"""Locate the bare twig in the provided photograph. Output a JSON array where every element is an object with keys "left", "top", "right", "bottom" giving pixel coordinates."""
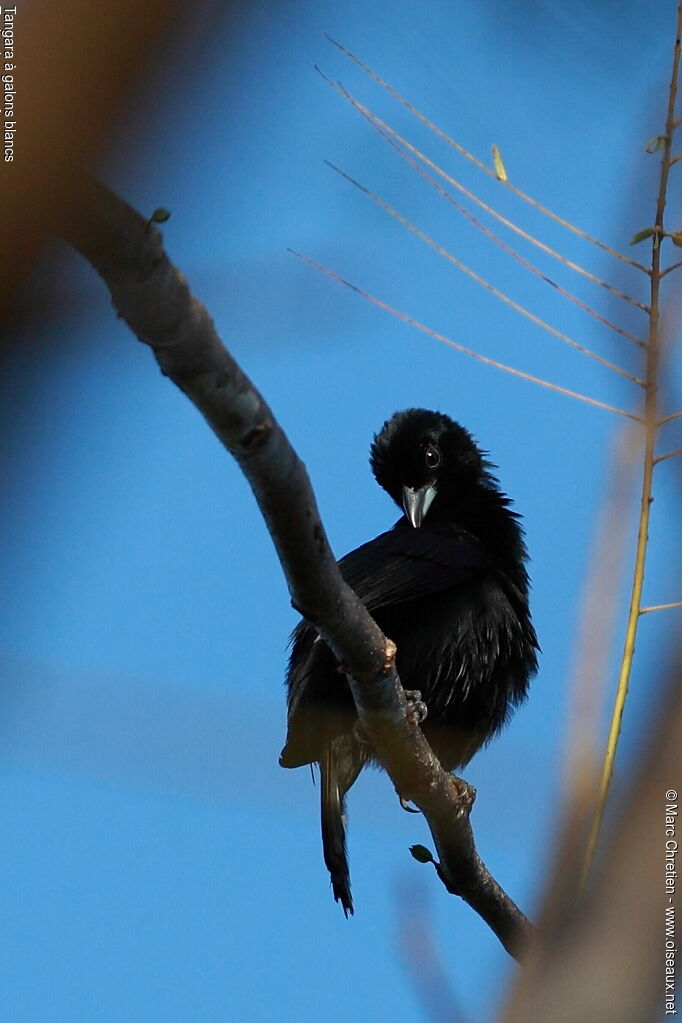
[
  {"left": 639, "top": 600, "right": 682, "bottom": 613},
  {"left": 320, "top": 71, "right": 650, "bottom": 315},
  {"left": 57, "top": 176, "right": 532, "bottom": 961},
  {"left": 324, "top": 37, "right": 650, "bottom": 274},
  {"left": 580, "top": 0, "right": 682, "bottom": 887},
  {"left": 654, "top": 446, "right": 682, "bottom": 463},
  {"left": 562, "top": 429, "right": 638, "bottom": 809},
  {"left": 658, "top": 408, "right": 682, "bottom": 424},
  {"left": 357, "top": 122, "right": 646, "bottom": 348},
  {"left": 660, "top": 258, "right": 682, "bottom": 277},
  {"left": 290, "top": 249, "right": 641, "bottom": 422},
  {"left": 325, "top": 161, "right": 645, "bottom": 386}
]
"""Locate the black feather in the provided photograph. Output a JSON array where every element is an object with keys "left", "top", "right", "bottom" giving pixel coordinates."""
[{"left": 280, "top": 409, "right": 539, "bottom": 913}]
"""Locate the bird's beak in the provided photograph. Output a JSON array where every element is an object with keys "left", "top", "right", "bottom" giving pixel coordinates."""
[{"left": 402, "top": 483, "right": 437, "bottom": 528}]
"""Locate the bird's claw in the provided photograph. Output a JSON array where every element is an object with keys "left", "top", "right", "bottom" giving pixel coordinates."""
[
  {"left": 399, "top": 795, "right": 420, "bottom": 814},
  {"left": 404, "top": 690, "right": 428, "bottom": 724}
]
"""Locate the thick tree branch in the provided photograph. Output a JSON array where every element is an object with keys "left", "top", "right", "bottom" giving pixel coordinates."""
[{"left": 57, "top": 177, "right": 532, "bottom": 959}]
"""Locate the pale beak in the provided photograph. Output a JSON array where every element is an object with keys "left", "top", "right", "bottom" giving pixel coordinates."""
[{"left": 402, "top": 483, "right": 437, "bottom": 528}]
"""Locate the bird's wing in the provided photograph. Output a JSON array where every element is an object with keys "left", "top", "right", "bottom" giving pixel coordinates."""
[
  {"left": 338, "top": 520, "right": 489, "bottom": 611},
  {"left": 280, "top": 522, "right": 489, "bottom": 767}
]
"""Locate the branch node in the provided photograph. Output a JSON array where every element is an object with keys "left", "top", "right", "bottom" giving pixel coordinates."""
[{"left": 240, "top": 420, "right": 273, "bottom": 452}]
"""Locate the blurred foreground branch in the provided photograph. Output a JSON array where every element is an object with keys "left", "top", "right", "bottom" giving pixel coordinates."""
[
  {"left": 2, "top": 0, "right": 187, "bottom": 321},
  {"left": 503, "top": 637, "right": 682, "bottom": 1023},
  {"left": 57, "top": 177, "right": 531, "bottom": 959}
]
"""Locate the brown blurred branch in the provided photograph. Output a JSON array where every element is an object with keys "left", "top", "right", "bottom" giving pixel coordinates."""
[
  {"left": 397, "top": 885, "right": 463, "bottom": 1023},
  {"left": 57, "top": 176, "right": 531, "bottom": 960},
  {"left": 581, "top": 0, "right": 682, "bottom": 887},
  {"left": 502, "top": 639, "right": 682, "bottom": 1023},
  {"left": 2, "top": 0, "right": 188, "bottom": 321}
]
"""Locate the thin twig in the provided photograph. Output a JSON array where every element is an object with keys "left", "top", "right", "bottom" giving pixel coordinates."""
[
  {"left": 660, "top": 258, "right": 682, "bottom": 277},
  {"left": 360, "top": 118, "right": 646, "bottom": 349},
  {"left": 562, "top": 428, "right": 638, "bottom": 808},
  {"left": 580, "top": 0, "right": 682, "bottom": 889},
  {"left": 324, "top": 64, "right": 646, "bottom": 343},
  {"left": 640, "top": 601, "right": 682, "bottom": 614},
  {"left": 658, "top": 408, "right": 682, "bottom": 424},
  {"left": 325, "top": 36, "right": 651, "bottom": 274},
  {"left": 326, "top": 160, "right": 645, "bottom": 386},
  {"left": 654, "top": 446, "right": 682, "bottom": 463},
  {"left": 290, "top": 249, "right": 641, "bottom": 422},
  {"left": 320, "top": 71, "right": 650, "bottom": 316}
]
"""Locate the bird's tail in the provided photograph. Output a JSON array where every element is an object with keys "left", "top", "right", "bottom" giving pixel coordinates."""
[{"left": 320, "top": 743, "right": 354, "bottom": 917}]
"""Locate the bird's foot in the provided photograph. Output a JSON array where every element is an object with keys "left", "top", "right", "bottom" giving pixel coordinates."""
[{"left": 404, "top": 690, "right": 428, "bottom": 724}]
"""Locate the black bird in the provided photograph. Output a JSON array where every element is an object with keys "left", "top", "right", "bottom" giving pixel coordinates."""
[{"left": 280, "top": 409, "right": 539, "bottom": 915}]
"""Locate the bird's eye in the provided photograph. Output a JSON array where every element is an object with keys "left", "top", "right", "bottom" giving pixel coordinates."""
[{"left": 424, "top": 444, "right": 442, "bottom": 471}]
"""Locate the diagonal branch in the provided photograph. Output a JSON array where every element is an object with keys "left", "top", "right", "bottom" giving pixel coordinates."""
[
  {"left": 344, "top": 102, "right": 647, "bottom": 347},
  {"left": 660, "top": 257, "right": 682, "bottom": 277},
  {"left": 320, "top": 70, "right": 650, "bottom": 316},
  {"left": 639, "top": 600, "right": 682, "bottom": 614},
  {"left": 324, "top": 36, "right": 650, "bottom": 274},
  {"left": 290, "top": 249, "right": 641, "bottom": 422},
  {"left": 56, "top": 176, "right": 532, "bottom": 961},
  {"left": 356, "top": 125, "right": 647, "bottom": 348},
  {"left": 654, "top": 446, "right": 682, "bottom": 463},
  {"left": 325, "top": 161, "right": 644, "bottom": 386}
]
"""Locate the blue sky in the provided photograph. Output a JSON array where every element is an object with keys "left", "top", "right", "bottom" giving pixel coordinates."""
[{"left": 2, "top": 2, "right": 681, "bottom": 1020}]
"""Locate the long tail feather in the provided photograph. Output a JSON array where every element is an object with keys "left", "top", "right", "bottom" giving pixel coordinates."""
[{"left": 320, "top": 745, "right": 354, "bottom": 916}]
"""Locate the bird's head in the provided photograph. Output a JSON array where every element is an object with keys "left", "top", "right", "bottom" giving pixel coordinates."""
[{"left": 369, "top": 409, "right": 486, "bottom": 528}]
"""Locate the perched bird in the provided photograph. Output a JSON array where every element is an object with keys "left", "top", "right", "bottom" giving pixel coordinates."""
[{"left": 280, "top": 409, "right": 539, "bottom": 915}]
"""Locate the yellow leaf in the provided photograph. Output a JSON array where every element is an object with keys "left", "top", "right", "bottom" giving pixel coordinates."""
[{"left": 492, "top": 144, "right": 507, "bottom": 182}]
